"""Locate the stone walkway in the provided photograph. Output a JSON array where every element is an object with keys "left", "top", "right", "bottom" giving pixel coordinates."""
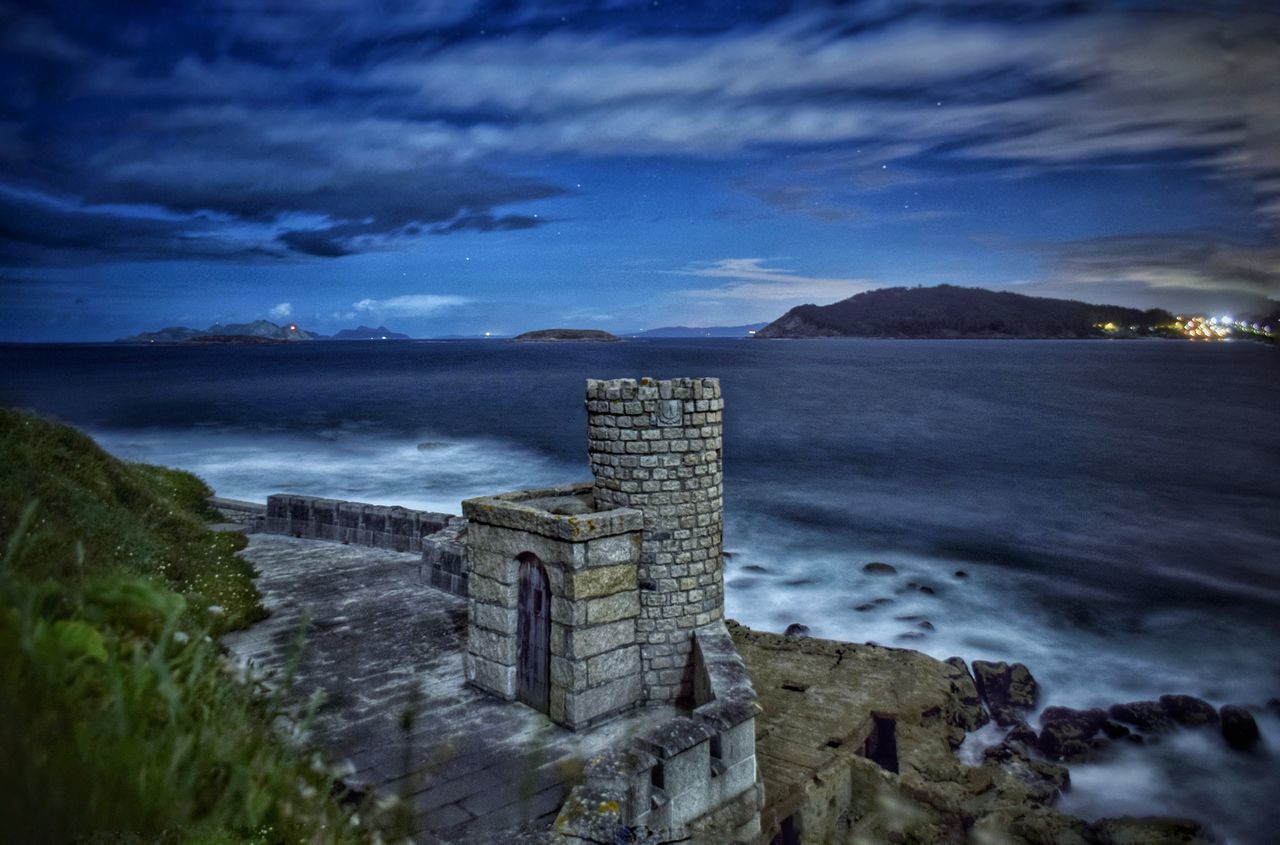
[{"left": 223, "top": 534, "right": 679, "bottom": 843}]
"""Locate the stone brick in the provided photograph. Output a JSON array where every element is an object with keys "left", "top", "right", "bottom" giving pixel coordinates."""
[
  {"left": 565, "top": 673, "right": 642, "bottom": 727},
  {"left": 566, "top": 618, "right": 635, "bottom": 659},
  {"left": 587, "top": 645, "right": 640, "bottom": 687},
  {"left": 586, "top": 591, "right": 640, "bottom": 625}
]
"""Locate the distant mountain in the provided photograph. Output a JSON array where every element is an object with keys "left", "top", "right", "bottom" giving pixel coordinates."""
[
  {"left": 513, "top": 328, "right": 621, "bottom": 342},
  {"left": 629, "top": 323, "right": 767, "bottom": 338},
  {"left": 329, "top": 325, "right": 410, "bottom": 340},
  {"left": 122, "top": 320, "right": 318, "bottom": 343},
  {"left": 757, "top": 285, "right": 1175, "bottom": 339}
]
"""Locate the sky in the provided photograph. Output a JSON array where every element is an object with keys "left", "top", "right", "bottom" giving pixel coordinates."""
[{"left": 1, "top": 0, "right": 1278, "bottom": 341}]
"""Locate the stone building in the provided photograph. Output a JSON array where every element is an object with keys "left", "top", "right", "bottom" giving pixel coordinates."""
[
  {"left": 462, "top": 377, "right": 725, "bottom": 721},
  {"left": 462, "top": 378, "right": 761, "bottom": 839}
]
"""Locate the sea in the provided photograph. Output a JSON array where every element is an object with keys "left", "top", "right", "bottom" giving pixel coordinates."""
[{"left": 2, "top": 337, "right": 1277, "bottom": 843}]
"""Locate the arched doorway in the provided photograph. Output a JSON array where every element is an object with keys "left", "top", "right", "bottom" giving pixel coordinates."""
[{"left": 516, "top": 553, "right": 551, "bottom": 713}]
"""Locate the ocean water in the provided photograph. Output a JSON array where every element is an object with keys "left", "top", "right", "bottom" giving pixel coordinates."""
[{"left": 2, "top": 338, "right": 1277, "bottom": 842}]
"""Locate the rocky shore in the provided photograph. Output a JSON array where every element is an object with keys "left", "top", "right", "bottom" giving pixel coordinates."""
[{"left": 733, "top": 621, "right": 1234, "bottom": 844}]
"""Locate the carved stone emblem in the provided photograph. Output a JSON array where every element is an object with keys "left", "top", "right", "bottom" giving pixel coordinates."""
[{"left": 656, "top": 399, "right": 682, "bottom": 426}]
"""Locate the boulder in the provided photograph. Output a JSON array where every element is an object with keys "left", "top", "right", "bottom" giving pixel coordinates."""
[
  {"left": 1087, "top": 815, "right": 1216, "bottom": 844},
  {"left": 863, "top": 561, "right": 897, "bottom": 575},
  {"left": 1006, "top": 719, "right": 1039, "bottom": 749},
  {"left": 954, "top": 570, "right": 969, "bottom": 578},
  {"left": 1109, "top": 700, "right": 1174, "bottom": 733},
  {"left": 982, "top": 740, "right": 1070, "bottom": 804},
  {"left": 1102, "top": 720, "right": 1131, "bottom": 740},
  {"left": 1220, "top": 704, "right": 1261, "bottom": 751},
  {"left": 1038, "top": 707, "right": 1111, "bottom": 761},
  {"left": 1159, "top": 694, "right": 1219, "bottom": 727},
  {"left": 973, "top": 660, "right": 1040, "bottom": 726},
  {"left": 784, "top": 623, "right": 811, "bottom": 638},
  {"left": 942, "top": 657, "right": 989, "bottom": 731}
]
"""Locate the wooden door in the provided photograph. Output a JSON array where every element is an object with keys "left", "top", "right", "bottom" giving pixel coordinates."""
[{"left": 517, "top": 555, "right": 550, "bottom": 713}]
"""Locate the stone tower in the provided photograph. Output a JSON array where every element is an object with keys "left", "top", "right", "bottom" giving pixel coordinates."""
[{"left": 585, "top": 377, "right": 725, "bottom": 702}]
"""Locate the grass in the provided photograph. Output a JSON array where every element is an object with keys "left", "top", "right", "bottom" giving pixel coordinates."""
[
  {"left": 0, "top": 409, "right": 400, "bottom": 843},
  {"left": 0, "top": 408, "right": 264, "bottom": 632}
]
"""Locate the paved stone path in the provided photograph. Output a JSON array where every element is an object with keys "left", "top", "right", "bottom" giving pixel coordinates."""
[{"left": 224, "top": 534, "right": 678, "bottom": 843}]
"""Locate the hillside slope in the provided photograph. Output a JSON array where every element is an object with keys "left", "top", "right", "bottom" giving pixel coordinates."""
[{"left": 757, "top": 285, "right": 1173, "bottom": 339}]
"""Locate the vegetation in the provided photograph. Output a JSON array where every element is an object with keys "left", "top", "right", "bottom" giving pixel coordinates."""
[
  {"left": 513, "top": 328, "right": 621, "bottom": 341},
  {"left": 756, "top": 284, "right": 1175, "bottom": 339},
  {"left": 0, "top": 409, "right": 388, "bottom": 843}
]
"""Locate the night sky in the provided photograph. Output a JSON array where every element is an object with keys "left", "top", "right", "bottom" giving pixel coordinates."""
[{"left": 2, "top": 1, "right": 1278, "bottom": 341}]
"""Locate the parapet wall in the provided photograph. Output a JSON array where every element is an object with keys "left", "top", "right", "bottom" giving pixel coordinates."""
[
  {"left": 585, "top": 378, "right": 725, "bottom": 704},
  {"left": 208, "top": 496, "right": 266, "bottom": 530},
  {"left": 262, "top": 494, "right": 468, "bottom": 595},
  {"left": 555, "top": 621, "right": 761, "bottom": 843}
]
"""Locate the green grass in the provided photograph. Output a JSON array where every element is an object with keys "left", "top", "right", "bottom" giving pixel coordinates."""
[
  {"left": 0, "top": 408, "right": 263, "bottom": 632},
  {"left": 0, "top": 409, "right": 401, "bottom": 843}
]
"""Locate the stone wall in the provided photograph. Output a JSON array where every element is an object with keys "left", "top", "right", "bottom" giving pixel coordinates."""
[
  {"left": 261, "top": 493, "right": 468, "bottom": 595},
  {"left": 207, "top": 496, "right": 266, "bottom": 530},
  {"left": 585, "top": 377, "right": 725, "bottom": 704},
  {"left": 422, "top": 517, "right": 469, "bottom": 596},
  {"left": 461, "top": 483, "right": 647, "bottom": 729},
  {"left": 265, "top": 494, "right": 453, "bottom": 550},
  {"left": 554, "top": 621, "right": 761, "bottom": 844}
]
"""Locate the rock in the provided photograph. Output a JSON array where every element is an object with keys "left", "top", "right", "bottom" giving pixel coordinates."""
[
  {"left": 896, "top": 631, "right": 927, "bottom": 641},
  {"left": 784, "top": 623, "right": 811, "bottom": 638},
  {"left": 1159, "top": 694, "right": 1219, "bottom": 727},
  {"left": 954, "top": 570, "right": 969, "bottom": 578},
  {"left": 1087, "top": 815, "right": 1216, "bottom": 844},
  {"left": 783, "top": 577, "right": 814, "bottom": 586},
  {"left": 1109, "top": 700, "right": 1174, "bottom": 733},
  {"left": 1102, "top": 720, "right": 1131, "bottom": 740},
  {"left": 973, "top": 660, "right": 1040, "bottom": 726},
  {"left": 1267, "top": 697, "right": 1279, "bottom": 713},
  {"left": 942, "top": 657, "right": 989, "bottom": 731},
  {"left": 863, "top": 561, "right": 897, "bottom": 575},
  {"left": 853, "top": 598, "right": 894, "bottom": 612},
  {"left": 1038, "top": 707, "right": 1110, "bottom": 761},
  {"left": 917, "top": 620, "right": 936, "bottom": 632},
  {"left": 982, "top": 740, "right": 1070, "bottom": 804},
  {"left": 741, "top": 564, "right": 768, "bottom": 573},
  {"left": 1006, "top": 719, "right": 1039, "bottom": 748},
  {"left": 1220, "top": 704, "right": 1261, "bottom": 751},
  {"left": 1040, "top": 706, "right": 1108, "bottom": 730}
]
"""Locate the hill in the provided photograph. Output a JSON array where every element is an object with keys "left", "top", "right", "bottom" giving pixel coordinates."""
[
  {"left": 513, "top": 328, "right": 621, "bottom": 342},
  {"left": 0, "top": 409, "right": 387, "bottom": 841},
  {"left": 122, "top": 319, "right": 318, "bottom": 343},
  {"left": 329, "top": 325, "right": 410, "bottom": 340},
  {"left": 757, "top": 285, "right": 1174, "bottom": 339}
]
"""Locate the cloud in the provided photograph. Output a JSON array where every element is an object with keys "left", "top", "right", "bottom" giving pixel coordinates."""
[
  {"left": 352, "top": 294, "right": 469, "bottom": 317},
  {"left": 3, "top": 0, "right": 1278, "bottom": 269},
  {"left": 676, "top": 258, "right": 875, "bottom": 303},
  {"left": 1018, "top": 233, "right": 1280, "bottom": 313},
  {"left": 268, "top": 302, "right": 292, "bottom": 320}
]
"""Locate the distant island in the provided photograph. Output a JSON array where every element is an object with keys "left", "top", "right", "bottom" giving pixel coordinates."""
[
  {"left": 120, "top": 320, "right": 411, "bottom": 343},
  {"left": 513, "top": 328, "right": 621, "bottom": 342},
  {"left": 329, "top": 326, "right": 410, "bottom": 340},
  {"left": 628, "top": 323, "right": 766, "bottom": 338},
  {"left": 757, "top": 285, "right": 1175, "bottom": 339}
]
